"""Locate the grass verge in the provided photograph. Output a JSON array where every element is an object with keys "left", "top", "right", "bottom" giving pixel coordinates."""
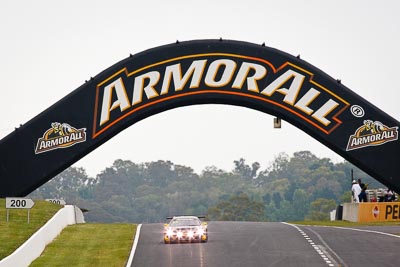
[
  {"left": 30, "top": 223, "right": 137, "bottom": 267},
  {"left": 0, "top": 198, "right": 61, "bottom": 260}
]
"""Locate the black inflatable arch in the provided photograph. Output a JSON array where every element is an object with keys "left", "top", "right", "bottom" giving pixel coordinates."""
[{"left": 1, "top": 39, "right": 399, "bottom": 197}]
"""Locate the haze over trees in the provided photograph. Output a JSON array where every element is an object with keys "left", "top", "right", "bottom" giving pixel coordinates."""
[{"left": 28, "top": 151, "right": 382, "bottom": 223}]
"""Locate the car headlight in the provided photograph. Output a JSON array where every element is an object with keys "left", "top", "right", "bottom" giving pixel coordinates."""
[
  {"left": 177, "top": 231, "right": 183, "bottom": 238},
  {"left": 166, "top": 228, "right": 173, "bottom": 237},
  {"left": 198, "top": 228, "right": 204, "bottom": 236},
  {"left": 188, "top": 230, "right": 194, "bottom": 238}
]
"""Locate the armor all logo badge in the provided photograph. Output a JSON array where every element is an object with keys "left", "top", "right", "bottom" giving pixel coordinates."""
[
  {"left": 346, "top": 120, "right": 398, "bottom": 151},
  {"left": 35, "top": 122, "right": 87, "bottom": 154}
]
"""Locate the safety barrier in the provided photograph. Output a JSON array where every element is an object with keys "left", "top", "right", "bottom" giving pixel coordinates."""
[
  {"left": 342, "top": 202, "right": 400, "bottom": 222},
  {"left": 0, "top": 205, "right": 84, "bottom": 267}
]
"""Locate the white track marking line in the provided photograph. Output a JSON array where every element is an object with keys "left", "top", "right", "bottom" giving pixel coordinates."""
[
  {"left": 281, "top": 222, "right": 341, "bottom": 267},
  {"left": 306, "top": 227, "right": 347, "bottom": 267},
  {"left": 329, "top": 226, "right": 400, "bottom": 238},
  {"left": 126, "top": 224, "right": 142, "bottom": 267},
  {"left": 292, "top": 224, "right": 400, "bottom": 238}
]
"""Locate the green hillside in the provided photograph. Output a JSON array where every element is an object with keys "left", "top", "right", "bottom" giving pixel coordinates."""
[
  {"left": 30, "top": 223, "right": 136, "bottom": 267},
  {"left": 0, "top": 199, "right": 61, "bottom": 259},
  {"left": 28, "top": 151, "right": 386, "bottom": 223},
  {"left": 1, "top": 199, "right": 136, "bottom": 266}
]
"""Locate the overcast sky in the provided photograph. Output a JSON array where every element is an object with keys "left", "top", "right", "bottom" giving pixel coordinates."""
[{"left": 1, "top": 0, "right": 399, "bottom": 177}]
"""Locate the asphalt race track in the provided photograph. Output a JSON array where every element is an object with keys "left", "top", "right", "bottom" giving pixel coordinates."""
[{"left": 131, "top": 222, "right": 400, "bottom": 267}]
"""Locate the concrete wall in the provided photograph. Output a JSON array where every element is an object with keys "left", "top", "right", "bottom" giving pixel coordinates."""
[
  {"left": 0, "top": 205, "right": 84, "bottom": 267},
  {"left": 342, "top": 203, "right": 359, "bottom": 222}
]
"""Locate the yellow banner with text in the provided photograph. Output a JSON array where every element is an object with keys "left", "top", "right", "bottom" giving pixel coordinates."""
[{"left": 358, "top": 202, "right": 400, "bottom": 222}]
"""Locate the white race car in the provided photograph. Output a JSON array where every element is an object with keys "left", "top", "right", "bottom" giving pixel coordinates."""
[{"left": 163, "top": 216, "right": 208, "bottom": 244}]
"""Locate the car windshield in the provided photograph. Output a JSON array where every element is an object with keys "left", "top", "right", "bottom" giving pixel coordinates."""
[{"left": 170, "top": 218, "right": 200, "bottom": 227}]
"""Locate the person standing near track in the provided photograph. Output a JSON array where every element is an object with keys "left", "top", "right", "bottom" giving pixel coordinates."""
[
  {"left": 351, "top": 180, "right": 362, "bottom": 203},
  {"left": 358, "top": 178, "right": 368, "bottom": 202}
]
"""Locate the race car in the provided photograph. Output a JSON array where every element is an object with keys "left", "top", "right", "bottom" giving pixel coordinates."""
[{"left": 163, "top": 216, "right": 208, "bottom": 244}]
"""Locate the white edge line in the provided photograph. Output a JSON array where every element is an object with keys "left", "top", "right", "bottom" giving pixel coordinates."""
[
  {"left": 285, "top": 223, "right": 400, "bottom": 239},
  {"left": 126, "top": 224, "right": 142, "bottom": 267},
  {"left": 329, "top": 225, "right": 400, "bottom": 238},
  {"left": 281, "top": 222, "right": 343, "bottom": 267}
]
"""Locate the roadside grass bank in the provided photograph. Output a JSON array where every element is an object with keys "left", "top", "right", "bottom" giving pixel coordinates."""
[
  {"left": 0, "top": 199, "right": 61, "bottom": 259},
  {"left": 30, "top": 223, "right": 137, "bottom": 267}
]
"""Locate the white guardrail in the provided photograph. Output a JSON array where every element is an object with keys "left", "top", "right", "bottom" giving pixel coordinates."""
[{"left": 0, "top": 205, "right": 84, "bottom": 267}]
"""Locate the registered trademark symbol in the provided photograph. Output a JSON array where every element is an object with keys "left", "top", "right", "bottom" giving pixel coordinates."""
[{"left": 351, "top": 105, "right": 364, "bottom": 117}]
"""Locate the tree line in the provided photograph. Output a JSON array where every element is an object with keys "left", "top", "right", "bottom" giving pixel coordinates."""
[{"left": 28, "top": 151, "right": 382, "bottom": 223}]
